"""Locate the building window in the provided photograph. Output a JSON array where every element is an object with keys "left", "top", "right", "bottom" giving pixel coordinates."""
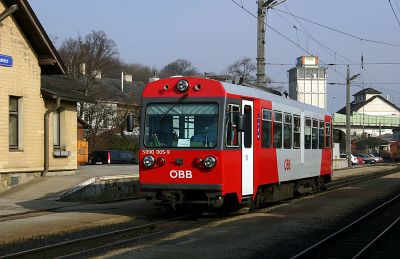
[
  {"left": 293, "top": 115, "right": 301, "bottom": 149},
  {"left": 312, "top": 119, "right": 318, "bottom": 149},
  {"left": 262, "top": 109, "right": 272, "bottom": 148},
  {"left": 305, "top": 118, "right": 311, "bottom": 149},
  {"left": 274, "top": 111, "right": 282, "bottom": 148},
  {"left": 9, "top": 96, "right": 19, "bottom": 149},
  {"left": 53, "top": 109, "right": 61, "bottom": 149},
  {"left": 226, "top": 104, "right": 240, "bottom": 147},
  {"left": 284, "top": 113, "right": 292, "bottom": 149}
]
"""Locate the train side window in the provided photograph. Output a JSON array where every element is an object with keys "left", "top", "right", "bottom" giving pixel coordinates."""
[
  {"left": 284, "top": 113, "right": 292, "bottom": 149},
  {"left": 293, "top": 115, "right": 300, "bottom": 149},
  {"left": 226, "top": 104, "right": 240, "bottom": 147},
  {"left": 274, "top": 111, "right": 282, "bottom": 148},
  {"left": 325, "top": 122, "right": 331, "bottom": 148},
  {"left": 319, "top": 120, "right": 324, "bottom": 149},
  {"left": 312, "top": 119, "right": 318, "bottom": 149},
  {"left": 305, "top": 118, "right": 311, "bottom": 149},
  {"left": 261, "top": 109, "right": 272, "bottom": 148},
  {"left": 244, "top": 105, "right": 252, "bottom": 148}
]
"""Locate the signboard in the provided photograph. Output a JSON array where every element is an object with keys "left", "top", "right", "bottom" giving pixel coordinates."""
[{"left": 0, "top": 54, "right": 13, "bottom": 67}]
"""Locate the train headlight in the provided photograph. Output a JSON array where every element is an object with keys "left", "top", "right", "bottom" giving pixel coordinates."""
[
  {"left": 143, "top": 155, "right": 155, "bottom": 168},
  {"left": 176, "top": 80, "right": 189, "bottom": 93},
  {"left": 204, "top": 156, "right": 217, "bottom": 169}
]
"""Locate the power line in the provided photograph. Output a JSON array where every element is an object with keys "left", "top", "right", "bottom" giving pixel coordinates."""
[
  {"left": 229, "top": 0, "right": 348, "bottom": 80},
  {"left": 230, "top": 0, "right": 398, "bottom": 96},
  {"left": 395, "top": 0, "right": 400, "bottom": 14},
  {"left": 270, "top": 5, "right": 396, "bottom": 95},
  {"left": 388, "top": 0, "right": 400, "bottom": 28},
  {"left": 266, "top": 62, "right": 400, "bottom": 66},
  {"left": 272, "top": 8, "right": 400, "bottom": 47}
]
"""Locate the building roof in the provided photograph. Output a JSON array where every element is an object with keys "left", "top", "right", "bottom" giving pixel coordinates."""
[
  {"left": 337, "top": 95, "right": 400, "bottom": 115},
  {"left": 41, "top": 75, "right": 91, "bottom": 103},
  {"left": 90, "top": 78, "right": 145, "bottom": 105},
  {"left": 353, "top": 87, "right": 382, "bottom": 96},
  {"left": 2, "top": 0, "right": 66, "bottom": 74}
]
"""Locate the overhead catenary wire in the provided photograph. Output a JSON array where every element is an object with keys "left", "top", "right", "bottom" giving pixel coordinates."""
[
  {"left": 272, "top": 8, "right": 400, "bottom": 47},
  {"left": 269, "top": 4, "right": 397, "bottom": 95},
  {"left": 230, "top": 0, "right": 397, "bottom": 98},
  {"left": 229, "top": 0, "right": 347, "bottom": 80},
  {"left": 395, "top": 0, "right": 400, "bottom": 14},
  {"left": 388, "top": 0, "right": 400, "bottom": 29},
  {"left": 266, "top": 62, "right": 400, "bottom": 66}
]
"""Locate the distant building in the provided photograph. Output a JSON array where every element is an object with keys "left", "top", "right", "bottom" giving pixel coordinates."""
[
  {"left": 335, "top": 87, "right": 400, "bottom": 137},
  {"left": 337, "top": 88, "right": 400, "bottom": 117},
  {"left": 288, "top": 56, "right": 327, "bottom": 109}
]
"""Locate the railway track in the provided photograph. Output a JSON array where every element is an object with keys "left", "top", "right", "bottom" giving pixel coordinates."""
[
  {"left": 327, "top": 166, "right": 400, "bottom": 190},
  {"left": 0, "top": 215, "right": 193, "bottom": 259},
  {"left": 291, "top": 193, "right": 400, "bottom": 259},
  {"left": 1, "top": 167, "right": 399, "bottom": 258}
]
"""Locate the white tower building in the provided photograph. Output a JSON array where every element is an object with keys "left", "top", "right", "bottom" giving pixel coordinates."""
[{"left": 288, "top": 56, "right": 327, "bottom": 109}]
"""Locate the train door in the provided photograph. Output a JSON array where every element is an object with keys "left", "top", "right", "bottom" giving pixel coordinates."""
[{"left": 242, "top": 100, "right": 253, "bottom": 196}]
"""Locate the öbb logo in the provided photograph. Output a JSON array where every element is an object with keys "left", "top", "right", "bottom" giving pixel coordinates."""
[{"left": 169, "top": 170, "right": 193, "bottom": 179}]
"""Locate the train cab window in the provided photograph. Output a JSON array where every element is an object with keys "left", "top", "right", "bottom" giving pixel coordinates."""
[
  {"left": 226, "top": 104, "right": 240, "bottom": 147},
  {"left": 319, "top": 121, "right": 324, "bottom": 149},
  {"left": 325, "top": 122, "right": 331, "bottom": 148},
  {"left": 273, "top": 111, "right": 282, "bottom": 148},
  {"left": 305, "top": 118, "right": 311, "bottom": 149},
  {"left": 284, "top": 113, "right": 292, "bottom": 149},
  {"left": 312, "top": 119, "right": 318, "bottom": 149},
  {"left": 293, "top": 115, "right": 300, "bottom": 149},
  {"left": 261, "top": 109, "right": 272, "bottom": 148}
]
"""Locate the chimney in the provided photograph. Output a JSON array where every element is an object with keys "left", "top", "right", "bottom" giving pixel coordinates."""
[
  {"left": 149, "top": 70, "right": 159, "bottom": 82},
  {"left": 80, "top": 63, "right": 86, "bottom": 75},
  {"left": 93, "top": 70, "right": 102, "bottom": 79},
  {"left": 124, "top": 74, "right": 133, "bottom": 82}
]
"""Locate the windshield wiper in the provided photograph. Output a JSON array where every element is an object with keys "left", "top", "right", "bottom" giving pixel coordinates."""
[{"left": 160, "top": 93, "right": 188, "bottom": 122}]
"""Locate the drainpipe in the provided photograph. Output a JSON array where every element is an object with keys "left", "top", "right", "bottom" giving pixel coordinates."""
[{"left": 42, "top": 97, "right": 61, "bottom": 177}]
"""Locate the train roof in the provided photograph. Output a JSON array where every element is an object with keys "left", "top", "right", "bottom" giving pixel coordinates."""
[
  {"left": 143, "top": 76, "right": 329, "bottom": 115},
  {"left": 221, "top": 81, "right": 328, "bottom": 115}
]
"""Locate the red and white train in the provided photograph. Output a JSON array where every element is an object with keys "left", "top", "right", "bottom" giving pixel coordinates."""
[{"left": 137, "top": 76, "right": 332, "bottom": 209}]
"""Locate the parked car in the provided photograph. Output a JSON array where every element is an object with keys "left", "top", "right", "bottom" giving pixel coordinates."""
[
  {"left": 88, "top": 150, "right": 138, "bottom": 164},
  {"left": 354, "top": 153, "right": 375, "bottom": 164},
  {"left": 340, "top": 153, "right": 361, "bottom": 165},
  {"left": 368, "top": 154, "right": 383, "bottom": 163}
]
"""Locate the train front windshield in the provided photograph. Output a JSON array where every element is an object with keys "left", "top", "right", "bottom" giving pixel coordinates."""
[{"left": 144, "top": 103, "right": 219, "bottom": 148}]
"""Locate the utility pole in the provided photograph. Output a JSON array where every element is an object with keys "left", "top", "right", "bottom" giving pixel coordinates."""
[
  {"left": 346, "top": 65, "right": 360, "bottom": 167},
  {"left": 256, "top": 0, "right": 267, "bottom": 88},
  {"left": 256, "top": 0, "right": 286, "bottom": 88}
]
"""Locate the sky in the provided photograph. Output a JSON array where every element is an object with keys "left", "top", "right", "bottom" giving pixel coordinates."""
[{"left": 29, "top": 0, "right": 400, "bottom": 113}]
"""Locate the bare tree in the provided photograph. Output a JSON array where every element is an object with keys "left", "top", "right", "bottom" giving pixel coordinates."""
[
  {"left": 58, "top": 31, "right": 135, "bottom": 152},
  {"left": 58, "top": 30, "right": 119, "bottom": 82},
  {"left": 226, "top": 57, "right": 257, "bottom": 84},
  {"left": 160, "top": 59, "right": 198, "bottom": 78},
  {"left": 226, "top": 57, "right": 281, "bottom": 91}
]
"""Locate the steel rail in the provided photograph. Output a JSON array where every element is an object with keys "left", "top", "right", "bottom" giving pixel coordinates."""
[
  {"left": 57, "top": 231, "right": 165, "bottom": 259},
  {"left": 0, "top": 215, "right": 189, "bottom": 259},
  {"left": 353, "top": 214, "right": 400, "bottom": 258},
  {"left": 290, "top": 193, "right": 400, "bottom": 259},
  {"left": 327, "top": 166, "right": 400, "bottom": 190}
]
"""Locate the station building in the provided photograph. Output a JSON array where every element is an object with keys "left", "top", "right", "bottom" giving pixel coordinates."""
[{"left": 0, "top": 0, "right": 86, "bottom": 192}]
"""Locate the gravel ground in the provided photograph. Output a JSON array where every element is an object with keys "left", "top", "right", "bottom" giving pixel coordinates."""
[{"left": 97, "top": 172, "right": 400, "bottom": 259}]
